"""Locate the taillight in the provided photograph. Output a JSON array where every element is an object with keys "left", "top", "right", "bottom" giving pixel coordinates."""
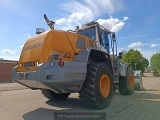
[{"left": 59, "top": 61, "right": 64, "bottom": 67}]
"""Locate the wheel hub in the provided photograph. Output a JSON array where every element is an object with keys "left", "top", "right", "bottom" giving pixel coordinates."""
[
  {"left": 100, "top": 74, "right": 110, "bottom": 97},
  {"left": 129, "top": 73, "right": 134, "bottom": 87}
]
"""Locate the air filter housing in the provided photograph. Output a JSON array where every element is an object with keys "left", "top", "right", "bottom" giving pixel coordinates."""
[{"left": 36, "top": 28, "right": 45, "bottom": 35}]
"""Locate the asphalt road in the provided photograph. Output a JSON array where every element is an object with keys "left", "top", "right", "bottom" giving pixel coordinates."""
[{"left": 0, "top": 75, "right": 160, "bottom": 120}]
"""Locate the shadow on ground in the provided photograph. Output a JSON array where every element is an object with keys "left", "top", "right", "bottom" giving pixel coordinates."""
[
  {"left": 23, "top": 90, "right": 160, "bottom": 120},
  {"left": 46, "top": 98, "right": 87, "bottom": 110},
  {"left": 23, "top": 96, "right": 106, "bottom": 120}
]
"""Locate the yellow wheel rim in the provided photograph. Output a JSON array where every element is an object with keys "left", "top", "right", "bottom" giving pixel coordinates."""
[
  {"left": 100, "top": 74, "right": 110, "bottom": 97},
  {"left": 129, "top": 73, "right": 134, "bottom": 87}
]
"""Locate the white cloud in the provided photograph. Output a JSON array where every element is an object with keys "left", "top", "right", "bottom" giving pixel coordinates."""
[
  {"left": 19, "top": 45, "right": 24, "bottom": 48},
  {"left": 97, "top": 16, "right": 129, "bottom": 32},
  {"left": 62, "top": 0, "right": 124, "bottom": 15},
  {"left": 55, "top": 18, "right": 67, "bottom": 25},
  {"left": 150, "top": 44, "right": 157, "bottom": 48},
  {"left": 123, "top": 16, "right": 129, "bottom": 21},
  {"left": 128, "top": 42, "right": 143, "bottom": 49},
  {"left": 136, "top": 48, "right": 142, "bottom": 51},
  {"left": 55, "top": 0, "right": 125, "bottom": 30},
  {"left": 2, "top": 49, "right": 16, "bottom": 54}
]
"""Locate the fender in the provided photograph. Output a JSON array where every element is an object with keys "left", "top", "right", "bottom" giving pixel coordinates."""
[
  {"left": 118, "top": 62, "right": 130, "bottom": 77},
  {"left": 73, "top": 48, "right": 113, "bottom": 74}
]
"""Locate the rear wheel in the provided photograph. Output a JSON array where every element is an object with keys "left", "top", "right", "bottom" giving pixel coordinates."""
[
  {"left": 79, "top": 63, "right": 113, "bottom": 109},
  {"left": 119, "top": 66, "right": 134, "bottom": 95},
  {"left": 41, "top": 89, "right": 70, "bottom": 101}
]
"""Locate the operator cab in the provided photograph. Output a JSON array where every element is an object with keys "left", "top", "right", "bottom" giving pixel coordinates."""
[{"left": 77, "top": 21, "right": 111, "bottom": 53}]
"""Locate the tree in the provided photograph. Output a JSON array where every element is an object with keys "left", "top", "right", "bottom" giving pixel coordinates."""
[
  {"left": 150, "top": 53, "right": 160, "bottom": 74},
  {"left": 142, "top": 57, "right": 149, "bottom": 68},
  {"left": 121, "top": 49, "right": 149, "bottom": 73}
]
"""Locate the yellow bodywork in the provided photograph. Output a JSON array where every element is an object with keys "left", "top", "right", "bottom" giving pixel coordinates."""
[{"left": 17, "top": 30, "right": 96, "bottom": 72}]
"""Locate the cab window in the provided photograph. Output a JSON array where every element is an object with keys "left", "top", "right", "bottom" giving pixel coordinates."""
[{"left": 78, "top": 27, "right": 96, "bottom": 40}]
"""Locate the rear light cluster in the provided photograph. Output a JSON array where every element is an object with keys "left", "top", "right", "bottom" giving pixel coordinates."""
[
  {"left": 58, "top": 57, "right": 64, "bottom": 67},
  {"left": 59, "top": 61, "right": 64, "bottom": 67},
  {"left": 50, "top": 60, "right": 64, "bottom": 67},
  {"left": 50, "top": 55, "right": 64, "bottom": 67}
]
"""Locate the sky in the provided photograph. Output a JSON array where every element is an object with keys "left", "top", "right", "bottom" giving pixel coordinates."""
[{"left": 0, "top": 0, "right": 160, "bottom": 63}]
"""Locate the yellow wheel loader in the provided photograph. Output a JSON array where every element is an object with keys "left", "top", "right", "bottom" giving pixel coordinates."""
[{"left": 12, "top": 14, "right": 134, "bottom": 109}]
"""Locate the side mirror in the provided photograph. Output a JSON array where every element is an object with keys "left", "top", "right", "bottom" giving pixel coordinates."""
[{"left": 118, "top": 52, "right": 122, "bottom": 59}]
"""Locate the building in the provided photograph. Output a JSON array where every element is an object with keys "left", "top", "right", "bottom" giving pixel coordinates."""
[{"left": 0, "top": 60, "right": 18, "bottom": 83}]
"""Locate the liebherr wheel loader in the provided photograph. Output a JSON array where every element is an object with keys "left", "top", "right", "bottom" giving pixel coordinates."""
[{"left": 12, "top": 14, "right": 134, "bottom": 109}]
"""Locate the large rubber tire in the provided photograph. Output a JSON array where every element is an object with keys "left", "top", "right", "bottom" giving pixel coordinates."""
[
  {"left": 79, "top": 63, "right": 113, "bottom": 109},
  {"left": 41, "top": 89, "right": 70, "bottom": 101},
  {"left": 119, "top": 66, "right": 134, "bottom": 95}
]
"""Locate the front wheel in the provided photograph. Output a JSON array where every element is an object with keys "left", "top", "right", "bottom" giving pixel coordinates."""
[
  {"left": 79, "top": 63, "right": 113, "bottom": 109},
  {"left": 119, "top": 66, "right": 134, "bottom": 95}
]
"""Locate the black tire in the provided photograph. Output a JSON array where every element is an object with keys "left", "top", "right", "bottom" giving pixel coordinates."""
[
  {"left": 119, "top": 66, "right": 134, "bottom": 95},
  {"left": 79, "top": 63, "right": 113, "bottom": 109},
  {"left": 41, "top": 89, "right": 70, "bottom": 101}
]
